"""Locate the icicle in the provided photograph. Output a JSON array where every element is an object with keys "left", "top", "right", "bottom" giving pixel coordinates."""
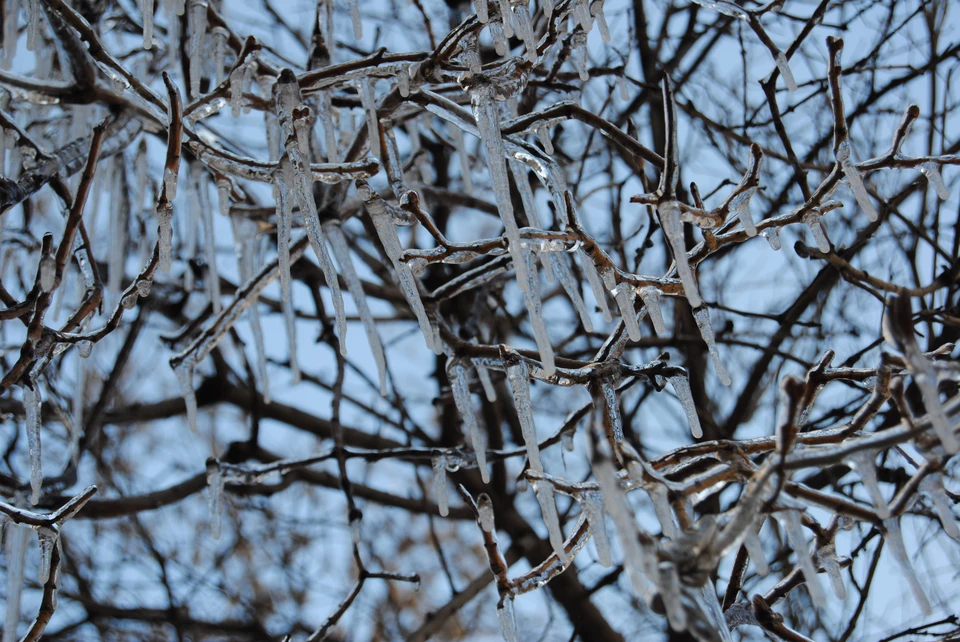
[
  {"left": 534, "top": 481, "right": 567, "bottom": 562},
  {"left": 578, "top": 249, "right": 613, "bottom": 322},
  {"left": 573, "top": 0, "right": 592, "bottom": 30},
  {"left": 562, "top": 430, "right": 575, "bottom": 452},
  {"left": 658, "top": 562, "right": 687, "bottom": 631},
  {"left": 2, "top": 0, "right": 19, "bottom": 70},
  {"left": 668, "top": 374, "right": 702, "bottom": 439},
  {"left": 582, "top": 491, "right": 612, "bottom": 566},
  {"left": 534, "top": 123, "right": 554, "bottom": 155},
  {"left": 37, "top": 526, "right": 57, "bottom": 582},
  {"left": 742, "top": 519, "right": 769, "bottom": 575},
  {"left": 273, "top": 171, "right": 293, "bottom": 303},
  {"left": 594, "top": 458, "right": 648, "bottom": 593},
  {"left": 140, "top": 0, "right": 155, "bottom": 49},
  {"left": 449, "top": 360, "right": 489, "bottom": 482},
  {"left": 450, "top": 126, "right": 473, "bottom": 195},
  {"left": 188, "top": 1, "right": 208, "bottom": 98},
  {"left": 359, "top": 182, "right": 434, "bottom": 350},
  {"left": 553, "top": 255, "right": 593, "bottom": 331},
  {"left": 777, "top": 510, "right": 826, "bottom": 607},
  {"left": 39, "top": 254, "right": 55, "bottom": 292},
  {"left": 4, "top": 523, "right": 29, "bottom": 642},
  {"left": 478, "top": 493, "right": 496, "bottom": 531},
  {"left": 174, "top": 359, "right": 198, "bottom": 432},
  {"left": 469, "top": 82, "right": 531, "bottom": 294},
  {"left": 613, "top": 284, "right": 642, "bottom": 342},
  {"left": 359, "top": 77, "right": 380, "bottom": 158},
  {"left": 590, "top": 1, "right": 610, "bottom": 42},
  {"left": 571, "top": 31, "right": 589, "bottom": 81},
  {"left": 349, "top": 0, "right": 362, "bottom": 39},
  {"left": 693, "top": 307, "right": 731, "bottom": 386},
  {"left": 498, "top": 0, "right": 513, "bottom": 37},
  {"left": 836, "top": 141, "right": 877, "bottom": 222},
  {"left": 476, "top": 363, "right": 498, "bottom": 402},
  {"left": 761, "top": 227, "right": 781, "bottom": 251},
  {"left": 397, "top": 66, "right": 411, "bottom": 98},
  {"left": 658, "top": 201, "right": 701, "bottom": 308},
  {"left": 506, "top": 358, "right": 541, "bottom": 472},
  {"left": 24, "top": 384, "right": 42, "bottom": 505},
  {"left": 647, "top": 482, "right": 675, "bottom": 537},
  {"left": 597, "top": 378, "right": 624, "bottom": 442},
  {"left": 230, "top": 215, "right": 270, "bottom": 404},
  {"left": 511, "top": 1, "right": 538, "bottom": 62},
  {"left": 212, "top": 26, "right": 228, "bottom": 84},
  {"left": 847, "top": 451, "right": 889, "bottom": 519},
  {"left": 327, "top": 224, "right": 387, "bottom": 395},
  {"left": 26, "top": 0, "right": 39, "bottom": 51},
  {"left": 520, "top": 252, "right": 555, "bottom": 376},
  {"left": 920, "top": 162, "right": 950, "bottom": 200},
  {"left": 919, "top": 474, "right": 959, "bottom": 539},
  {"left": 318, "top": 91, "right": 339, "bottom": 162},
  {"left": 229, "top": 64, "right": 246, "bottom": 117},
  {"left": 639, "top": 286, "right": 666, "bottom": 334},
  {"left": 774, "top": 52, "right": 797, "bottom": 92},
  {"left": 490, "top": 20, "right": 508, "bottom": 56},
  {"left": 617, "top": 75, "right": 629, "bottom": 101},
  {"left": 281, "top": 294, "right": 301, "bottom": 385},
  {"left": 883, "top": 517, "right": 931, "bottom": 614},
  {"left": 206, "top": 458, "right": 224, "bottom": 540},
  {"left": 497, "top": 596, "right": 518, "bottom": 642},
  {"left": 731, "top": 187, "right": 758, "bottom": 237},
  {"left": 157, "top": 201, "right": 174, "bottom": 272},
  {"left": 816, "top": 542, "right": 846, "bottom": 600},
  {"left": 476, "top": 0, "right": 489, "bottom": 22},
  {"left": 193, "top": 171, "right": 220, "bottom": 312},
  {"left": 432, "top": 452, "right": 449, "bottom": 517}
]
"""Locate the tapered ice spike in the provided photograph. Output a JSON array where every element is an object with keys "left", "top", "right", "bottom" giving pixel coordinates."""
[
  {"left": 475, "top": 362, "right": 498, "bottom": 402},
  {"left": 731, "top": 187, "right": 758, "bottom": 237},
  {"left": 742, "top": 519, "right": 769, "bottom": 575},
  {"left": 590, "top": 1, "right": 610, "bottom": 42},
  {"left": 919, "top": 474, "right": 959, "bottom": 539},
  {"left": 24, "top": 383, "right": 42, "bottom": 504},
  {"left": 614, "top": 284, "right": 642, "bottom": 342},
  {"left": 639, "top": 286, "right": 667, "bottom": 334},
  {"left": 777, "top": 510, "right": 826, "bottom": 607},
  {"left": 4, "top": 522, "right": 28, "bottom": 642},
  {"left": 507, "top": 358, "right": 542, "bottom": 473},
  {"left": 658, "top": 201, "right": 701, "bottom": 308},
  {"left": 581, "top": 491, "right": 612, "bottom": 566},
  {"left": 433, "top": 453, "right": 449, "bottom": 517},
  {"left": 534, "top": 481, "right": 567, "bottom": 562},
  {"left": 142, "top": 0, "right": 155, "bottom": 48},
  {"left": 883, "top": 517, "right": 931, "bottom": 614},
  {"left": 920, "top": 162, "right": 950, "bottom": 200},
  {"left": 667, "top": 374, "right": 702, "bottom": 439},
  {"left": 647, "top": 482, "right": 675, "bottom": 538},
  {"left": 188, "top": 1, "right": 208, "bottom": 98},
  {"left": 498, "top": 0, "right": 513, "bottom": 37},
  {"left": 658, "top": 561, "right": 687, "bottom": 632},
  {"left": 816, "top": 542, "right": 846, "bottom": 600},
  {"left": 348, "top": 0, "right": 362, "bottom": 39},
  {"left": 449, "top": 360, "right": 489, "bottom": 482},
  {"left": 520, "top": 252, "right": 555, "bottom": 376},
  {"left": 693, "top": 307, "right": 731, "bottom": 385},
  {"left": 836, "top": 141, "right": 877, "bottom": 222},
  {"left": 597, "top": 378, "right": 624, "bottom": 442},
  {"left": 326, "top": 223, "right": 388, "bottom": 395},
  {"left": 594, "top": 457, "right": 649, "bottom": 593},
  {"left": 206, "top": 458, "right": 224, "bottom": 540},
  {"left": 552, "top": 254, "right": 593, "bottom": 331},
  {"left": 775, "top": 52, "right": 797, "bottom": 92},
  {"left": 578, "top": 249, "right": 613, "bottom": 322},
  {"left": 761, "top": 227, "right": 781, "bottom": 250},
  {"left": 359, "top": 77, "right": 380, "bottom": 158},
  {"left": 174, "top": 359, "right": 198, "bottom": 432},
  {"left": 478, "top": 493, "right": 495, "bottom": 532},
  {"left": 846, "top": 451, "right": 890, "bottom": 519},
  {"left": 281, "top": 295, "right": 300, "bottom": 385},
  {"left": 571, "top": 31, "right": 589, "bottom": 81},
  {"left": 450, "top": 126, "right": 473, "bottom": 195},
  {"left": 476, "top": 0, "right": 488, "bottom": 22},
  {"left": 497, "top": 596, "right": 518, "bottom": 642}
]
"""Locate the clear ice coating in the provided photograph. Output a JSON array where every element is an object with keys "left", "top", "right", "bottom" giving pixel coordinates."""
[
  {"left": 519, "top": 251, "right": 556, "bottom": 376},
  {"left": 174, "top": 359, "right": 198, "bottom": 432},
  {"left": 883, "top": 517, "right": 931, "bottom": 614},
  {"left": 4, "top": 523, "right": 29, "bottom": 642},
  {"left": 497, "top": 596, "right": 518, "bottom": 642},
  {"left": 597, "top": 378, "right": 624, "bottom": 442},
  {"left": 775, "top": 51, "right": 797, "bottom": 92},
  {"left": 507, "top": 358, "right": 542, "bottom": 473},
  {"left": 326, "top": 223, "right": 388, "bottom": 396},
  {"left": 511, "top": 0, "right": 538, "bottom": 62},
  {"left": 37, "top": 525, "right": 58, "bottom": 583},
  {"left": 731, "top": 187, "right": 758, "bottom": 237},
  {"left": 450, "top": 125, "right": 473, "bottom": 195},
  {"left": 920, "top": 162, "right": 950, "bottom": 200},
  {"left": 476, "top": 0, "right": 488, "bottom": 22},
  {"left": 919, "top": 474, "right": 959, "bottom": 539},
  {"left": 639, "top": 286, "right": 666, "bottom": 334},
  {"left": 157, "top": 202, "right": 174, "bottom": 272},
  {"left": 478, "top": 493, "right": 496, "bottom": 532},
  {"left": 593, "top": 457, "right": 648, "bottom": 593},
  {"left": 667, "top": 374, "right": 702, "bottom": 438},
  {"left": 836, "top": 141, "right": 878, "bottom": 222},
  {"left": 230, "top": 64, "right": 246, "bottom": 116},
  {"left": 498, "top": 0, "right": 513, "bottom": 38},
  {"left": 188, "top": 0, "right": 208, "bottom": 97},
  {"left": 475, "top": 361, "right": 498, "bottom": 402},
  {"left": 693, "top": 307, "right": 731, "bottom": 385},
  {"left": 553, "top": 254, "right": 594, "bottom": 331},
  {"left": 581, "top": 491, "right": 612, "bottom": 566},
  {"left": 449, "top": 360, "right": 489, "bottom": 483},
  {"left": 432, "top": 453, "right": 449, "bottom": 517},
  {"left": 847, "top": 450, "right": 890, "bottom": 519},
  {"left": 24, "top": 384, "right": 42, "bottom": 505},
  {"left": 534, "top": 481, "right": 568, "bottom": 562},
  {"left": 206, "top": 458, "right": 224, "bottom": 540},
  {"left": 777, "top": 510, "right": 826, "bottom": 607},
  {"left": 571, "top": 31, "right": 589, "bottom": 81},
  {"left": 613, "top": 283, "right": 642, "bottom": 342},
  {"left": 359, "top": 77, "right": 380, "bottom": 158},
  {"left": 230, "top": 215, "right": 270, "bottom": 403},
  {"left": 578, "top": 248, "right": 613, "bottom": 322},
  {"left": 658, "top": 201, "right": 701, "bottom": 308}
]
